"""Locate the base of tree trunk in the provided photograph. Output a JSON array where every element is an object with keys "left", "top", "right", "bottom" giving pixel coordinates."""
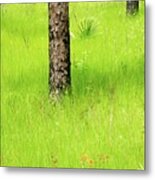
[{"left": 126, "top": 1, "right": 139, "bottom": 15}]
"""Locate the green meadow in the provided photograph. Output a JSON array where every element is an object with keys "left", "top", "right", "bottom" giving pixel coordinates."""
[{"left": 1, "top": 1, "right": 144, "bottom": 169}]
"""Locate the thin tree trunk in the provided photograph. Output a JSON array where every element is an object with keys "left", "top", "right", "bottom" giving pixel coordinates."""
[
  {"left": 126, "top": 0, "right": 139, "bottom": 15},
  {"left": 48, "top": 2, "right": 71, "bottom": 97}
]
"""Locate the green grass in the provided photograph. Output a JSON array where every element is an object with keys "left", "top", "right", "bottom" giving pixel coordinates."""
[{"left": 1, "top": 2, "right": 144, "bottom": 169}]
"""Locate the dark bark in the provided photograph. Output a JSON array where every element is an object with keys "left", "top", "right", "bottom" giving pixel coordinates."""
[
  {"left": 48, "top": 2, "right": 71, "bottom": 96},
  {"left": 126, "top": 0, "right": 139, "bottom": 15}
]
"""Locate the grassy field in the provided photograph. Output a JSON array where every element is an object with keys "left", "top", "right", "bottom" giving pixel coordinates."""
[{"left": 1, "top": 1, "right": 144, "bottom": 169}]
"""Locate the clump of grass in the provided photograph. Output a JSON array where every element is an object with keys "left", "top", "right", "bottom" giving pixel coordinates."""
[{"left": 76, "top": 17, "right": 98, "bottom": 38}]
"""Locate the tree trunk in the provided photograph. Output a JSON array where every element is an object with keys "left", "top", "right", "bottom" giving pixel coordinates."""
[
  {"left": 126, "top": 0, "right": 139, "bottom": 15},
  {"left": 48, "top": 2, "right": 71, "bottom": 97}
]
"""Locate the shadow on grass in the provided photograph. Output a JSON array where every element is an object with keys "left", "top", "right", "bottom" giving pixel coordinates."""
[{"left": 72, "top": 59, "right": 144, "bottom": 97}]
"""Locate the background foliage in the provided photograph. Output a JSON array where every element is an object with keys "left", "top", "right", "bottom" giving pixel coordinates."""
[{"left": 1, "top": 1, "right": 144, "bottom": 169}]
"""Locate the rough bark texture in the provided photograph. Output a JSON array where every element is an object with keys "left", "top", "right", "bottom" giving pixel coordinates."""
[
  {"left": 126, "top": 0, "right": 139, "bottom": 15},
  {"left": 48, "top": 2, "right": 70, "bottom": 96}
]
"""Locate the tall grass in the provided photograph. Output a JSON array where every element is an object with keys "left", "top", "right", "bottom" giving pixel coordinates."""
[{"left": 1, "top": 2, "right": 144, "bottom": 169}]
